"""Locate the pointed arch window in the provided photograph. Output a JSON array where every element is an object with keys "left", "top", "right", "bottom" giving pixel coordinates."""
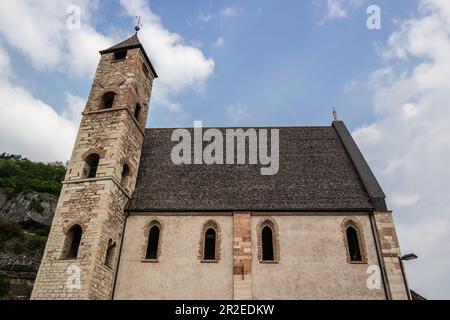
[
  {"left": 84, "top": 154, "right": 100, "bottom": 178},
  {"left": 105, "top": 239, "right": 116, "bottom": 269},
  {"left": 262, "top": 226, "right": 274, "bottom": 261},
  {"left": 134, "top": 104, "right": 141, "bottom": 122},
  {"left": 346, "top": 226, "right": 362, "bottom": 262},
  {"left": 64, "top": 225, "right": 82, "bottom": 260},
  {"left": 257, "top": 219, "right": 280, "bottom": 263},
  {"left": 145, "top": 225, "right": 160, "bottom": 260},
  {"left": 342, "top": 219, "right": 367, "bottom": 264},
  {"left": 121, "top": 164, "right": 130, "bottom": 188},
  {"left": 204, "top": 228, "right": 216, "bottom": 260},
  {"left": 102, "top": 92, "right": 116, "bottom": 109},
  {"left": 199, "top": 221, "right": 221, "bottom": 262}
]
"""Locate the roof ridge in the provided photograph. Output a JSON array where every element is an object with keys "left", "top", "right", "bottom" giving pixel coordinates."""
[
  {"left": 100, "top": 34, "right": 141, "bottom": 53},
  {"left": 144, "top": 126, "right": 333, "bottom": 130}
]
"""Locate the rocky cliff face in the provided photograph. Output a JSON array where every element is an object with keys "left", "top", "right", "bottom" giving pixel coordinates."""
[
  {"left": 0, "top": 189, "right": 57, "bottom": 226},
  {"left": 0, "top": 188, "right": 56, "bottom": 300}
]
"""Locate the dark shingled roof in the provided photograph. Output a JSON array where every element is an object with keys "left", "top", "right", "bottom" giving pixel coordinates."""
[
  {"left": 127, "top": 122, "right": 386, "bottom": 212},
  {"left": 101, "top": 34, "right": 142, "bottom": 52},
  {"left": 100, "top": 34, "right": 158, "bottom": 78}
]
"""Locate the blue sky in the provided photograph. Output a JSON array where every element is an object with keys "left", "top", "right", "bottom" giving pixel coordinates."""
[
  {"left": 3, "top": 0, "right": 416, "bottom": 130},
  {"left": 1, "top": 0, "right": 450, "bottom": 299}
]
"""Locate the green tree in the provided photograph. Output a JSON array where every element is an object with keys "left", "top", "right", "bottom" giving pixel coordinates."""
[{"left": 0, "top": 154, "right": 66, "bottom": 197}]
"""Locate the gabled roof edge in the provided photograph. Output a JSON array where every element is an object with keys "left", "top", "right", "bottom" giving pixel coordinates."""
[{"left": 332, "top": 120, "right": 387, "bottom": 211}]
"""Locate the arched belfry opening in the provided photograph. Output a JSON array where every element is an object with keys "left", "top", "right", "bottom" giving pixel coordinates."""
[
  {"left": 134, "top": 103, "right": 141, "bottom": 122},
  {"left": 121, "top": 164, "right": 130, "bottom": 189},
  {"left": 105, "top": 239, "right": 116, "bottom": 269},
  {"left": 64, "top": 225, "right": 83, "bottom": 260},
  {"left": 84, "top": 154, "right": 100, "bottom": 178},
  {"left": 113, "top": 50, "right": 127, "bottom": 61},
  {"left": 102, "top": 92, "right": 116, "bottom": 109}
]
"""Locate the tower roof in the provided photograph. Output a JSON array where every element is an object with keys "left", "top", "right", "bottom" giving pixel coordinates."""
[{"left": 100, "top": 34, "right": 158, "bottom": 78}]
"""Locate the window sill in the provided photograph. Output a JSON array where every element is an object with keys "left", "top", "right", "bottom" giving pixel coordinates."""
[
  {"left": 200, "top": 260, "right": 219, "bottom": 264},
  {"left": 141, "top": 259, "right": 159, "bottom": 263},
  {"left": 349, "top": 261, "right": 368, "bottom": 265},
  {"left": 112, "top": 58, "right": 126, "bottom": 63},
  {"left": 259, "top": 260, "right": 278, "bottom": 264}
]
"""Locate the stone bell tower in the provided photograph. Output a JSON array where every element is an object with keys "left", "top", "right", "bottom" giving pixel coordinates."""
[{"left": 31, "top": 33, "right": 157, "bottom": 300}]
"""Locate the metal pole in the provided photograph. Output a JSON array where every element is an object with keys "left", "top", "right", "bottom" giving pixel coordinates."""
[{"left": 398, "top": 257, "right": 412, "bottom": 300}]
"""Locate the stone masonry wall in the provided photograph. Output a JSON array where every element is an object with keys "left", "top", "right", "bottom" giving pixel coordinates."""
[{"left": 31, "top": 46, "right": 154, "bottom": 300}]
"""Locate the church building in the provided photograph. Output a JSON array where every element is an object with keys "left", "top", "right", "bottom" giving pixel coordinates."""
[{"left": 31, "top": 33, "right": 410, "bottom": 300}]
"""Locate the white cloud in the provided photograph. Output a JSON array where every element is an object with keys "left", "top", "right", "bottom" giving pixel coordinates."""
[
  {"left": 349, "top": 0, "right": 364, "bottom": 9},
  {"left": 318, "top": 0, "right": 365, "bottom": 23},
  {"left": 221, "top": 6, "right": 242, "bottom": 18},
  {"left": 0, "top": 85, "right": 79, "bottom": 162},
  {"left": 0, "top": 44, "right": 81, "bottom": 162},
  {"left": 0, "top": 0, "right": 215, "bottom": 162},
  {"left": 0, "top": 0, "right": 113, "bottom": 76},
  {"left": 353, "top": 0, "right": 450, "bottom": 299},
  {"left": 226, "top": 101, "right": 250, "bottom": 124},
  {"left": 213, "top": 37, "right": 225, "bottom": 48},
  {"left": 62, "top": 92, "right": 85, "bottom": 126},
  {"left": 197, "top": 6, "right": 243, "bottom": 23},
  {"left": 0, "top": 45, "right": 10, "bottom": 78},
  {"left": 326, "top": 0, "right": 348, "bottom": 19},
  {"left": 66, "top": 26, "right": 114, "bottom": 77},
  {"left": 197, "top": 12, "right": 213, "bottom": 23},
  {"left": 119, "top": 0, "right": 215, "bottom": 112},
  {"left": 0, "top": 1, "right": 63, "bottom": 69}
]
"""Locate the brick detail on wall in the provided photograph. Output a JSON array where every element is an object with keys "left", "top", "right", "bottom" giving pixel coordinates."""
[
  {"left": 233, "top": 212, "right": 252, "bottom": 300},
  {"left": 373, "top": 211, "right": 409, "bottom": 300}
]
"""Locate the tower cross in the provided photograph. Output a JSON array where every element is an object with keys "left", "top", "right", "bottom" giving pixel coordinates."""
[{"left": 135, "top": 16, "right": 143, "bottom": 34}]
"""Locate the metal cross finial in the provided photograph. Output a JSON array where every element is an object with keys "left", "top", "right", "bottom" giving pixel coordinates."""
[
  {"left": 135, "top": 16, "right": 143, "bottom": 34},
  {"left": 332, "top": 107, "right": 339, "bottom": 121}
]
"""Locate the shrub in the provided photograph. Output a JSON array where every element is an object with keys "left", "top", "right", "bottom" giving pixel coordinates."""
[
  {"left": 0, "top": 275, "right": 10, "bottom": 297},
  {"left": 30, "top": 196, "right": 45, "bottom": 213},
  {"left": 0, "top": 218, "right": 48, "bottom": 255},
  {"left": 0, "top": 153, "right": 66, "bottom": 198},
  {"left": 12, "top": 241, "right": 27, "bottom": 254},
  {"left": 0, "top": 219, "right": 23, "bottom": 242}
]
